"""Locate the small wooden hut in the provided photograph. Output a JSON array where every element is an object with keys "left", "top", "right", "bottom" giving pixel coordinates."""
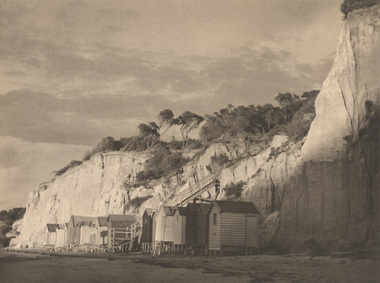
[
  {"left": 197, "top": 203, "right": 212, "bottom": 254},
  {"left": 172, "top": 207, "right": 187, "bottom": 249},
  {"left": 45, "top": 224, "right": 58, "bottom": 246},
  {"left": 154, "top": 206, "right": 175, "bottom": 243},
  {"left": 66, "top": 216, "right": 94, "bottom": 246},
  {"left": 107, "top": 214, "right": 136, "bottom": 251},
  {"left": 185, "top": 203, "right": 201, "bottom": 245},
  {"left": 208, "top": 200, "right": 259, "bottom": 254},
  {"left": 80, "top": 217, "right": 97, "bottom": 246},
  {"left": 141, "top": 208, "right": 155, "bottom": 252},
  {"left": 55, "top": 224, "right": 66, "bottom": 248}
]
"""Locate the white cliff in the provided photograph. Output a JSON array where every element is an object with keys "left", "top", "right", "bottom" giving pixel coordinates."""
[
  {"left": 277, "top": 5, "right": 380, "bottom": 248},
  {"left": 13, "top": 151, "right": 149, "bottom": 247}
]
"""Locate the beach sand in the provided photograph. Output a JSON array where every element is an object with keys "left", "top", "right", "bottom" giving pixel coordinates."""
[{"left": 0, "top": 249, "right": 379, "bottom": 282}]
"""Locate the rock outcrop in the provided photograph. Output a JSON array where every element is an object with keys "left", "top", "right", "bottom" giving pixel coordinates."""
[{"left": 276, "top": 6, "right": 380, "bottom": 248}]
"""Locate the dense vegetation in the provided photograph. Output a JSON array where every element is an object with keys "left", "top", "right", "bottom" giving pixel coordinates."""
[
  {"left": 0, "top": 207, "right": 25, "bottom": 239},
  {"left": 341, "top": 0, "right": 379, "bottom": 18},
  {"left": 134, "top": 148, "right": 188, "bottom": 185},
  {"left": 55, "top": 90, "right": 319, "bottom": 180},
  {"left": 200, "top": 90, "right": 319, "bottom": 143},
  {"left": 223, "top": 181, "right": 245, "bottom": 200}
]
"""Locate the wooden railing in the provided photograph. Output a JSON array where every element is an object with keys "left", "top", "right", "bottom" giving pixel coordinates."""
[{"left": 168, "top": 173, "right": 215, "bottom": 206}]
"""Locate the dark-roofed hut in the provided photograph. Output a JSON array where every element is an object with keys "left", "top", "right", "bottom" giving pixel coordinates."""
[
  {"left": 197, "top": 203, "right": 212, "bottom": 254},
  {"left": 141, "top": 209, "right": 155, "bottom": 252},
  {"left": 173, "top": 207, "right": 187, "bottom": 248},
  {"left": 208, "top": 200, "right": 259, "bottom": 254},
  {"left": 185, "top": 203, "right": 201, "bottom": 245},
  {"left": 45, "top": 224, "right": 58, "bottom": 246}
]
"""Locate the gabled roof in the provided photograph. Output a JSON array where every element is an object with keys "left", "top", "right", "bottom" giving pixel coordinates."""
[
  {"left": 212, "top": 201, "right": 259, "bottom": 214},
  {"left": 57, "top": 224, "right": 65, "bottom": 230},
  {"left": 143, "top": 208, "right": 155, "bottom": 217},
  {"left": 174, "top": 207, "right": 187, "bottom": 216},
  {"left": 69, "top": 216, "right": 97, "bottom": 227},
  {"left": 198, "top": 203, "right": 212, "bottom": 214},
  {"left": 46, "top": 224, "right": 58, "bottom": 232},
  {"left": 186, "top": 203, "right": 202, "bottom": 213},
  {"left": 97, "top": 217, "right": 108, "bottom": 227}
]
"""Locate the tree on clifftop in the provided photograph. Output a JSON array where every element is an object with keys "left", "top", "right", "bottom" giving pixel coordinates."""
[
  {"left": 138, "top": 123, "right": 160, "bottom": 149},
  {"left": 177, "top": 111, "right": 204, "bottom": 148}
]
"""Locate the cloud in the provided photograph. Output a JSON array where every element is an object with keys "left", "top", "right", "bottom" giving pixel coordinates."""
[
  {"left": 0, "top": 137, "right": 89, "bottom": 210},
  {"left": 199, "top": 46, "right": 332, "bottom": 108},
  {"left": 0, "top": 90, "right": 142, "bottom": 145}
]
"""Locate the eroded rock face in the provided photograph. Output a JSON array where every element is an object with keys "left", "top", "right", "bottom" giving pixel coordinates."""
[
  {"left": 12, "top": 151, "right": 149, "bottom": 247},
  {"left": 276, "top": 6, "right": 380, "bottom": 248}
]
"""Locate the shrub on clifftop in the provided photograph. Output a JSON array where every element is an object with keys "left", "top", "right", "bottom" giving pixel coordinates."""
[{"left": 341, "top": 0, "right": 379, "bottom": 19}]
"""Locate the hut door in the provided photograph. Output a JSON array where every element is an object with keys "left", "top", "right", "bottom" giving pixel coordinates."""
[{"left": 245, "top": 215, "right": 256, "bottom": 247}]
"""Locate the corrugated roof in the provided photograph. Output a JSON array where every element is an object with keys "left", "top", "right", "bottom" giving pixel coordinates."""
[
  {"left": 97, "top": 217, "right": 108, "bottom": 227},
  {"left": 174, "top": 207, "right": 187, "bottom": 216},
  {"left": 107, "top": 214, "right": 136, "bottom": 222},
  {"left": 186, "top": 203, "right": 202, "bottom": 213},
  {"left": 213, "top": 201, "right": 259, "bottom": 214},
  {"left": 46, "top": 224, "right": 58, "bottom": 232}
]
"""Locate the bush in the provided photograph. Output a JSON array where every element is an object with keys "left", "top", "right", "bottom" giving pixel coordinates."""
[
  {"left": 55, "top": 160, "right": 83, "bottom": 176},
  {"left": 341, "top": 0, "right": 379, "bottom": 19},
  {"left": 223, "top": 181, "right": 245, "bottom": 200},
  {"left": 0, "top": 207, "right": 26, "bottom": 237},
  {"left": 124, "top": 195, "right": 153, "bottom": 211},
  {"left": 211, "top": 153, "right": 229, "bottom": 166},
  {"left": 136, "top": 148, "right": 188, "bottom": 184}
]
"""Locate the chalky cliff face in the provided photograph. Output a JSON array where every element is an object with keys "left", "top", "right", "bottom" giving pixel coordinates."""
[
  {"left": 13, "top": 152, "right": 149, "bottom": 246},
  {"left": 277, "top": 6, "right": 380, "bottom": 247}
]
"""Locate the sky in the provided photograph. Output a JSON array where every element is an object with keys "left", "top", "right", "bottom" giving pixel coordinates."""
[{"left": 0, "top": 0, "right": 344, "bottom": 210}]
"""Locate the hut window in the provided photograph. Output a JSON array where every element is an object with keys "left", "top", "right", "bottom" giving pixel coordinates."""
[{"left": 213, "top": 213, "right": 217, "bottom": 225}]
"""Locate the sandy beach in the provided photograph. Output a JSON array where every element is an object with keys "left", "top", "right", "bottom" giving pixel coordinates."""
[{"left": 0, "top": 249, "right": 379, "bottom": 283}]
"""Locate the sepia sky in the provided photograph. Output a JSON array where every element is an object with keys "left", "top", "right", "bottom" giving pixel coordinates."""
[{"left": 0, "top": 0, "right": 343, "bottom": 210}]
